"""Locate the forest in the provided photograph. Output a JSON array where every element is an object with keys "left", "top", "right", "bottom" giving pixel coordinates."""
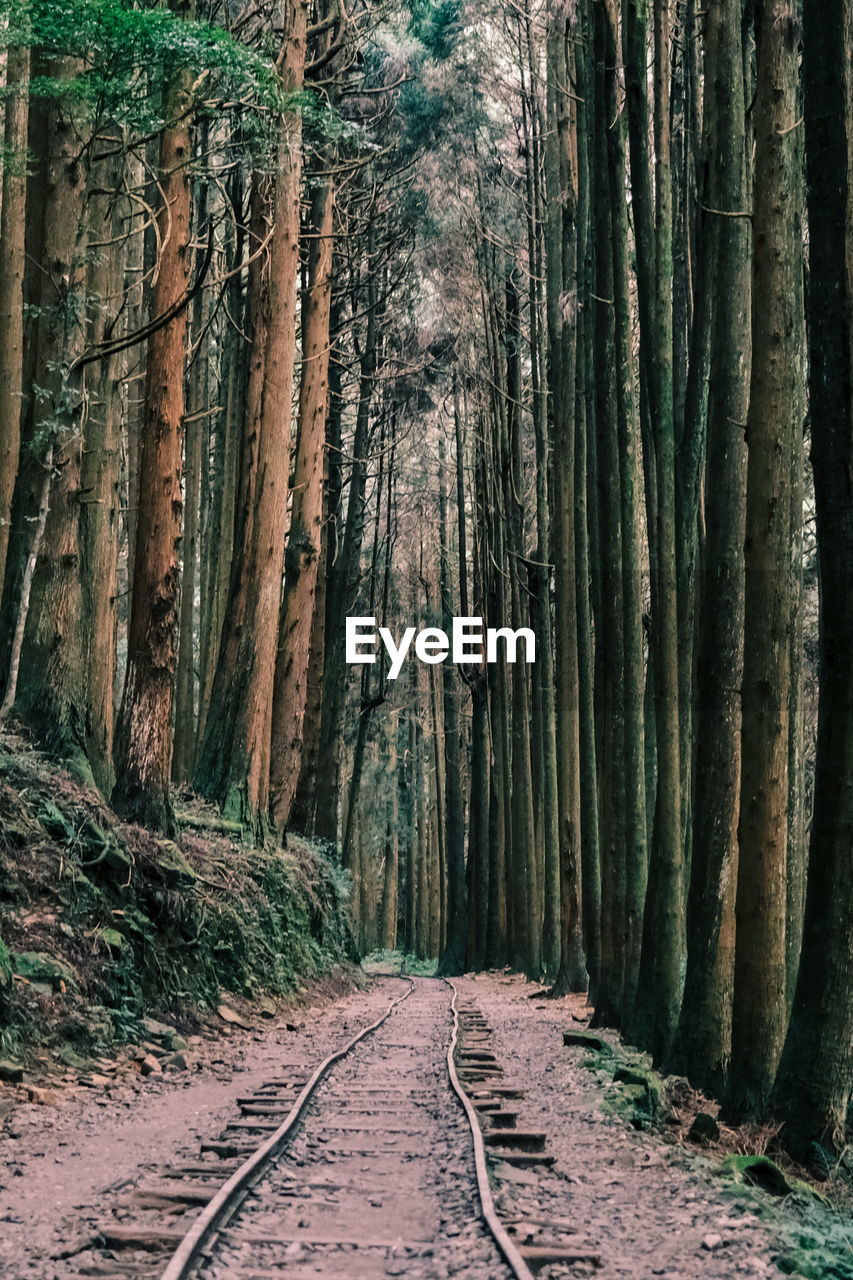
[{"left": 0, "top": 0, "right": 851, "bottom": 1178}]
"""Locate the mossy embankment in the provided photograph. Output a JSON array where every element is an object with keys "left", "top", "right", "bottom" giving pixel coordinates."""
[
  {"left": 566, "top": 1029, "right": 853, "bottom": 1280},
  {"left": 0, "top": 728, "right": 358, "bottom": 1067}
]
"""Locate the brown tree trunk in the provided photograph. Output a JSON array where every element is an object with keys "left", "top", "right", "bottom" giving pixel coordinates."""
[
  {"left": 270, "top": 167, "right": 334, "bottom": 832},
  {"left": 14, "top": 59, "right": 91, "bottom": 783},
  {"left": 81, "top": 136, "right": 124, "bottom": 794},
  {"left": 727, "top": 0, "right": 801, "bottom": 1120},
  {"left": 772, "top": 0, "right": 853, "bottom": 1157},
  {"left": 670, "top": 0, "right": 750, "bottom": 1092},
  {"left": 545, "top": 14, "right": 586, "bottom": 995},
  {"left": 113, "top": 15, "right": 195, "bottom": 833},
  {"left": 172, "top": 281, "right": 206, "bottom": 784},
  {"left": 437, "top": 435, "right": 467, "bottom": 975},
  {"left": 0, "top": 44, "right": 29, "bottom": 603},
  {"left": 194, "top": 1, "right": 307, "bottom": 834},
  {"left": 380, "top": 731, "right": 398, "bottom": 950},
  {"left": 632, "top": 0, "right": 687, "bottom": 1065}
]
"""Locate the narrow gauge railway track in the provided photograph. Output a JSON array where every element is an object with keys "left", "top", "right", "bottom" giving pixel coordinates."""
[
  {"left": 76, "top": 977, "right": 594, "bottom": 1280},
  {"left": 162, "top": 977, "right": 531, "bottom": 1280}
]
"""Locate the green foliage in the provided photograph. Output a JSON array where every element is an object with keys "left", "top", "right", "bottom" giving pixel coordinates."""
[
  {"left": 0, "top": 745, "right": 357, "bottom": 1059},
  {"left": 398, "top": 77, "right": 449, "bottom": 153},
  {"left": 2, "top": 0, "right": 285, "bottom": 134},
  {"left": 408, "top": 0, "right": 462, "bottom": 59}
]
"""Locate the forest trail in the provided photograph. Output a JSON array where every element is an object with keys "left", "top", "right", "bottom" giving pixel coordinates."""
[
  {"left": 199, "top": 976, "right": 505, "bottom": 1279},
  {"left": 0, "top": 974, "right": 796, "bottom": 1280}
]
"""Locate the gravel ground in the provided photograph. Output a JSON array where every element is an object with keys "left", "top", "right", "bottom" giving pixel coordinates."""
[
  {"left": 0, "top": 974, "right": 405, "bottom": 1278},
  {"left": 456, "top": 972, "right": 786, "bottom": 1280},
  {"left": 0, "top": 969, "right": 815, "bottom": 1280},
  {"left": 202, "top": 976, "right": 507, "bottom": 1280}
]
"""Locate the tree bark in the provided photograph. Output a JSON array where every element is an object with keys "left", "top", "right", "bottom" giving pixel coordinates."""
[
  {"left": 632, "top": 0, "right": 686, "bottom": 1064},
  {"left": 670, "top": 0, "right": 750, "bottom": 1092},
  {"left": 113, "top": 13, "right": 195, "bottom": 833},
  {"left": 0, "top": 44, "right": 29, "bottom": 604},
  {"left": 270, "top": 165, "right": 334, "bottom": 831},
  {"left": 772, "top": 0, "right": 853, "bottom": 1157},
  {"left": 727, "top": 0, "right": 801, "bottom": 1120},
  {"left": 81, "top": 135, "right": 124, "bottom": 795},
  {"left": 194, "top": 0, "right": 307, "bottom": 834},
  {"left": 14, "top": 58, "right": 91, "bottom": 784}
]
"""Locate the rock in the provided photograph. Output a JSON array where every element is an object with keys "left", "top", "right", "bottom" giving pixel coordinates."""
[
  {"left": 562, "top": 1030, "right": 612, "bottom": 1054},
  {"left": 141, "top": 1016, "right": 177, "bottom": 1043},
  {"left": 285, "top": 1021, "right": 299, "bottom": 1032},
  {"left": 57, "top": 1045, "right": 88, "bottom": 1071},
  {"left": 702, "top": 1234, "right": 724, "bottom": 1252},
  {"left": 688, "top": 1112, "right": 720, "bottom": 1143},
  {"left": 218, "top": 1004, "right": 251, "bottom": 1029},
  {"left": 0, "top": 1061, "right": 23, "bottom": 1084},
  {"left": 723, "top": 1154, "right": 793, "bottom": 1196},
  {"left": 12, "top": 951, "right": 77, "bottom": 992},
  {"left": 613, "top": 1065, "right": 664, "bottom": 1113},
  {"left": 162, "top": 1052, "right": 188, "bottom": 1071},
  {"left": 26, "top": 1085, "right": 55, "bottom": 1106},
  {"left": 98, "top": 927, "right": 125, "bottom": 955},
  {"left": 258, "top": 995, "right": 276, "bottom": 1018},
  {"left": 139, "top": 1055, "right": 161, "bottom": 1076}
]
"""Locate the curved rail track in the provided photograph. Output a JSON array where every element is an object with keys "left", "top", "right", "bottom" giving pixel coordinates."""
[{"left": 76, "top": 976, "right": 596, "bottom": 1280}]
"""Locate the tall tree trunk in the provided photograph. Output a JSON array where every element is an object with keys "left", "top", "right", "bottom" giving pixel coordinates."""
[
  {"left": 14, "top": 59, "right": 92, "bottom": 784},
  {"left": 545, "top": 14, "right": 586, "bottom": 994},
  {"left": 772, "top": 0, "right": 853, "bottom": 1157},
  {"left": 380, "top": 729, "right": 398, "bottom": 950},
  {"left": 575, "top": 7, "right": 600, "bottom": 999},
  {"left": 0, "top": 44, "right": 29, "bottom": 604},
  {"left": 437, "top": 436, "right": 467, "bottom": 975},
  {"left": 727, "top": 0, "right": 801, "bottom": 1119},
  {"left": 504, "top": 272, "right": 539, "bottom": 976},
  {"left": 590, "top": 3, "right": 627, "bottom": 1025},
  {"left": 113, "top": 11, "right": 195, "bottom": 833},
  {"left": 670, "top": 0, "right": 750, "bottom": 1092},
  {"left": 603, "top": 0, "right": 647, "bottom": 1014},
  {"left": 81, "top": 136, "right": 124, "bottom": 794},
  {"left": 270, "top": 166, "right": 334, "bottom": 831},
  {"left": 197, "top": 166, "right": 244, "bottom": 740},
  {"left": 194, "top": 1, "right": 307, "bottom": 834},
  {"left": 633, "top": 0, "right": 686, "bottom": 1064},
  {"left": 172, "top": 292, "right": 206, "bottom": 785},
  {"left": 315, "top": 252, "right": 378, "bottom": 842}
]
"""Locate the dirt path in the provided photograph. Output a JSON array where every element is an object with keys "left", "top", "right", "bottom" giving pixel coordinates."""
[
  {"left": 203, "top": 977, "right": 504, "bottom": 1280},
  {"left": 0, "top": 977, "right": 404, "bottom": 1278},
  {"left": 1, "top": 970, "right": 811, "bottom": 1280},
  {"left": 456, "top": 973, "right": 785, "bottom": 1280}
]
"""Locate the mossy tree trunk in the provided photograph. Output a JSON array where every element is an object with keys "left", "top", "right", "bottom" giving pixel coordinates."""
[
  {"left": 113, "top": 8, "right": 195, "bottom": 834},
  {"left": 0, "top": 44, "right": 29, "bottom": 606},
  {"left": 772, "top": 0, "right": 853, "bottom": 1157},
  {"left": 670, "top": 0, "right": 750, "bottom": 1092},
  {"left": 727, "top": 0, "right": 802, "bottom": 1121}
]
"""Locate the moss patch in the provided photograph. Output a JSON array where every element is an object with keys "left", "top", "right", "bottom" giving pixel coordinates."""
[{"left": 0, "top": 729, "right": 357, "bottom": 1067}]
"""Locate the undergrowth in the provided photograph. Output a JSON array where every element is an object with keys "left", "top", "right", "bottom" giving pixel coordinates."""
[{"left": 0, "top": 727, "right": 357, "bottom": 1063}]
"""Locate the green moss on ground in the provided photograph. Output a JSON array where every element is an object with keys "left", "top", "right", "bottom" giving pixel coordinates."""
[
  {"left": 0, "top": 730, "right": 357, "bottom": 1064},
  {"left": 568, "top": 1026, "right": 853, "bottom": 1280}
]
